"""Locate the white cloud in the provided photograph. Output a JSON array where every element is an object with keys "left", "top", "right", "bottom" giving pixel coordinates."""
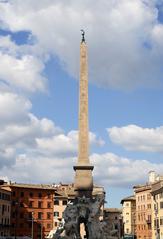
[
  {"left": 108, "top": 124, "right": 163, "bottom": 152},
  {"left": 0, "top": 53, "right": 47, "bottom": 92},
  {"left": 1, "top": 150, "right": 163, "bottom": 188},
  {"left": 0, "top": 0, "right": 163, "bottom": 89},
  {"left": 36, "top": 130, "right": 104, "bottom": 157},
  {"left": 0, "top": 92, "right": 31, "bottom": 126},
  {"left": 0, "top": 91, "right": 62, "bottom": 167},
  {"left": 0, "top": 35, "right": 47, "bottom": 93},
  {"left": 0, "top": 91, "right": 104, "bottom": 180},
  {"left": 91, "top": 152, "right": 163, "bottom": 187}
]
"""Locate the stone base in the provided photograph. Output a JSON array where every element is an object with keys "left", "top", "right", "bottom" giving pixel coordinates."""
[{"left": 53, "top": 194, "right": 118, "bottom": 239}]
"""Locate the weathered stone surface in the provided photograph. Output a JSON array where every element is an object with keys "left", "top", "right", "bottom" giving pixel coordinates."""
[
  {"left": 74, "top": 41, "right": 93, "bottom": 194},
  {"left": 53, "top": 194, "right": 118, "bottom": 239}
]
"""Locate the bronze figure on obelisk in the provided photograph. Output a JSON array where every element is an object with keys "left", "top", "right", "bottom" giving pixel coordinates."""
[{"left": 73, "top": 30, "right": 94, "bottom": 197}]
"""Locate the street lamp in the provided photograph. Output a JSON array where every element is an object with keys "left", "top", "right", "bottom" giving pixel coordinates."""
[
  {"left": 31, "top": 211, "right": 34, "bottom": 239},
  {"left": 14, "top": 201, "right": 19, "bottom": 239}
]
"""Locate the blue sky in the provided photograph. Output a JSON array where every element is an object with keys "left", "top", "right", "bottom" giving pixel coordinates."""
[{"left": 0, "top": 0, "right": 163, "bottom": 207}]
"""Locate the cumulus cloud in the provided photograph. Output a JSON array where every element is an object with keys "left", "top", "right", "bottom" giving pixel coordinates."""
[
  {"left": 91, "top": 152, "right": 163, "bottom": 187},
  {"left": 0, "top": 91, "right": 62, "bottom": 166},
  {"left": 0, "top": 0, "right": 163, "bottom": 89},
  {"left": 108, "top": 124, "right": 163, "bottom": 152},
  {"left": 36, "top": 130, "right": 104, "bottom": 157},
  {"left": 1, "top": 150, "right": 163, "bottom": 188},
  {"left": 0, "top": 91, "right": 104, "bottom": 179},
  {"left": 0, "top": 128, "right": 104, "bottom": 184},
  {"left": 0, "top": 35, "right": 47, "bottom": 93}
]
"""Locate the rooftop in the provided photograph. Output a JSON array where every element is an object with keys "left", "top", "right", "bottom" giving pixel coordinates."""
[
  {"left": 1, "top": 183, "right": 57, "bottom": 190},
  {"left": 133, "top": 183, "right": 152, "bottom": 193},
  {"left": 104, "top": 208, "right": 122, "bottom": 213},
  {"left": 120, "top": 195, "right": 135, "bottom": 204}
]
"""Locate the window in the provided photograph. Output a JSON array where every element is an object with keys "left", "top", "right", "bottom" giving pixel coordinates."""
[
  {"left": 38, "top": 201, "right": 42, "bottom": 208},
  {"left": 38, "top": 212, "right": 42, "bottom": 220},
  {"left": 55, "top": 222, "right": 58, "bottom": 227},
  {"left": 20, "top": 192, "right": 24, "bottom": 197},
  {"left": 54, "top": 200, "right": 59, "bottom": 205},
  {"left": 114, "top": 224, "right": 118, "bottom": 230},
  {"left": 160, "top": 202, "right": 163, "bottom": 209},
  {"left": 148, "top": 215, "right": 151, "bottom": 221},
  {"left": 47, "top": 223, "right": 51, "bottom": 229},
  {"left": 20, "top": 213, "right": 24, "bottom": 219},
  {"left": 138, "top": 214, "right": 140, "bottom": 221},
  {"left": 62, "top": 200, "right": 67, "bottom": 206},
  {"left": 29, "top": 192, "right": 33, "bottom": 198},
  {"left": 160, "top": 192, "right": 163, "bottom": 199},
  {"left": 47, "top": 202, "right": 51, "bottom": 208},
  {"left": 126, "top": 212, "right": 129, "bottom": 215},
  {"left": 147, "top": 193, "right": 151, "bottom": 200},
  {"left": 38, "top": 193, "right": 42, "bottom": 198},
  {"left": 47, "top": 212, "right": 51, "bottom": 219},
  {"left": 12, "top": 191, "right": 16, "bottom": 197},
  {"left": 47, "top": 193, "right": 51, "bottom": 199},
  {"left": 147, "top": 204, "right": 151, "bottom": 209},
  {"left": 29, "top": 201, "right": 33, "bottom": 208},
  {"left": 160, "top": 217, "right": 163, "bottom": 226},
  {"left": 148, "top": 224, "right": 151, "bottom": 230},
  {"left": 125, "top": 203, "right": 129, "bottom": 206},
  {"left": 54, "top": 212, "right": 59, "bottom": 217},
  {"left": 28, "top": 212, "right": 32, "bottom": 219},
  {"left": 20, "top": 223, "right": 24, "bottom": 228},
  {"left": 12, "top": 223, "right": 15, "bottom": 228}
]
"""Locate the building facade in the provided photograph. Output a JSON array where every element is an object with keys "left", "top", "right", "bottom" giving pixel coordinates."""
[
  {"left": 134, "top": 184, "right": 152, "bottom": 239},
  {"left": 151, "top": 180, "right": 163, "bottom": 239},
  {"left": 103, "top": 208, "right": 122, "bottom": 238},
  {"left": 121, "top": 195, "right": 136, "bottom": 237},
  {"left": 0, "top": 187, "right": 11, "bottom": 236},
  {"left": 2, "top": 183, "right": 55, "bottom": 239}
]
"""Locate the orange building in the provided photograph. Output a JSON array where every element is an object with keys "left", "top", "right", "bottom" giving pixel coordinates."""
[
  {"left": 2, "top": 183, "right": 55, "bottom": 239},
  {"left": 134, "top": 184, "right": 152, "bottom": 239}
]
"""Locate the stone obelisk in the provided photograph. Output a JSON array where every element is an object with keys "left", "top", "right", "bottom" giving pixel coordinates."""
[
  {"left": 74, "top": 31, "right": 94, "bottom": 197},
  {"left": 54, "top": 32, "right": 107, "bottom": 239}
]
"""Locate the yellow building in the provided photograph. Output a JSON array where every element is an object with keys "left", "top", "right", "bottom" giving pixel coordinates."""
[
  {"left": 151, "top": 180, "right": 163, "bottom": 239},
  {"left": 0, "top": 186, "right": 11, "bottom": 236},
  {"left": 121, "top": 195, "right": 136, "bottom": 237}
]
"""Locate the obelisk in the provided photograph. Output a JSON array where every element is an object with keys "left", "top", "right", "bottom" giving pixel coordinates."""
[{"left": 74, "top": 30, "right": 94, "bottom": 197}]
